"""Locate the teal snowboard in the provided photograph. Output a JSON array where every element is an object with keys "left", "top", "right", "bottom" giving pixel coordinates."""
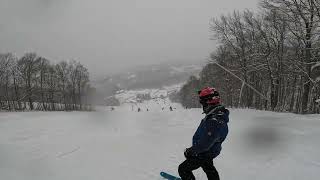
[{"left": 160, "top": 172, "right": 181, "bottom": 180}]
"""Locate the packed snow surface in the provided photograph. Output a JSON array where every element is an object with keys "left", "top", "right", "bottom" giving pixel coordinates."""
[{"left": 0, "top": 102, "right": 320, "bottom": 180}]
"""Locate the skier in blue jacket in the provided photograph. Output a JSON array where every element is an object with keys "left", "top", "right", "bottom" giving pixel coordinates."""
[{"left": 178, "top": 87, "right": 229, "bottom": 180}]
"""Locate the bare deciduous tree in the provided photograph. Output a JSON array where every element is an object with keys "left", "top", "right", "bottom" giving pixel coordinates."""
[
  {"left": 0, "top": 53, "right": 93, "bottom": 111},
  {"left": 179, "top": 0, "right": 320, "bottom": 114}
]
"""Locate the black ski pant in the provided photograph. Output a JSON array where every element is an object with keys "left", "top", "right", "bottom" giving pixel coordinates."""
[{"left": 178, "top": 157, "right": 220, "bottom": 180}]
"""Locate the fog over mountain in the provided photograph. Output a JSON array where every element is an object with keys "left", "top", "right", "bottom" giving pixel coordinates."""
[
  {"left": 91, "top": 59, "right": 204, "bottom": 104},
  {"left": 0, "top": 0, "right": 258, "bottom": 78}
]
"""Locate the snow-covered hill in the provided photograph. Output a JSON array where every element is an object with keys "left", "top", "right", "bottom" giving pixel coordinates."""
[
  {"left": 109, "top": 84, "right": 182, "bottom": 111},
  {"left": 99, "top": 62, "right": 202, "bottom": 90},
  {"left": 92, "top": 61, "right": 203, "bottom": 105},
  {"left": 0, "top": 102, "right": 319, "bottom": 180}
]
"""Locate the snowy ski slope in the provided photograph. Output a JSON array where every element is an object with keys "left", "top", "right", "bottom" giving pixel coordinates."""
[{"left": 0, "top": 99, "right": 319, "bottom": 180}]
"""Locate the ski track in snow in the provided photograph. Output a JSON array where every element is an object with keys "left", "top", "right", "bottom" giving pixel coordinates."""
[
  {"left": 0, "top": 102, "right": 319, "bottom": 180},
  {"left": 57, "top": 147, "right": 81, "bottom": 158}
]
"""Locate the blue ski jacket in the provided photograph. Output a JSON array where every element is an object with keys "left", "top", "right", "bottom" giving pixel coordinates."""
[{"left": 191, "top": 105, "right": 229, "bottom": 159}]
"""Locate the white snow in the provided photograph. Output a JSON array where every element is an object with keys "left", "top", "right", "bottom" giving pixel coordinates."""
[
  {"left": 114, "top": 84, "right": 182, "bottom": 107},
  {"left": 0, "top": 101, "right": 320, "bottom": 180}
]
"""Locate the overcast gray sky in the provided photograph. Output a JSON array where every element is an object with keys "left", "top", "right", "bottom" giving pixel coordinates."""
[{"left": 0, "top": 0, "right": 258, "bottom": 78}]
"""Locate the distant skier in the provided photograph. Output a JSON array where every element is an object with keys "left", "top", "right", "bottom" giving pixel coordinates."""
[
  {"left": 178, "top": 87, "right": 229, "bottom": 180},
  {"left": 169, "top": 106, "right": 173, "bottom": 111},
  {"left": 137, "top": 107, "right": 141, "bottom": 112}
]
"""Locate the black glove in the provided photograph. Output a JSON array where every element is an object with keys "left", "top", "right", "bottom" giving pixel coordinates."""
[{"left": 184, "top": 147, "right": 197, "bottom": 159}]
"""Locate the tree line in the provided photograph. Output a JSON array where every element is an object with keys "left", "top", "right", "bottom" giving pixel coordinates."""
[
  {"left": 179, "top": 0, "right": 320, "bottom": 114},
  {"left": 0, "top": 52, "right": 94, "bottom": 111}
]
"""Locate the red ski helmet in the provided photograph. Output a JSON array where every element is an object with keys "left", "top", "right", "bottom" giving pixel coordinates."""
[{"left": 198, "top": 87, "right": 221, "bottom": 106}]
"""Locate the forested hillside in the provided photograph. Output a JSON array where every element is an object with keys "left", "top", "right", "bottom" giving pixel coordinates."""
[
  {"left": 0, "top": 53, "right": 93, "bottom": 111},
  {"left": 179, "top": 0, "right": 320, "bottom": 114}
]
